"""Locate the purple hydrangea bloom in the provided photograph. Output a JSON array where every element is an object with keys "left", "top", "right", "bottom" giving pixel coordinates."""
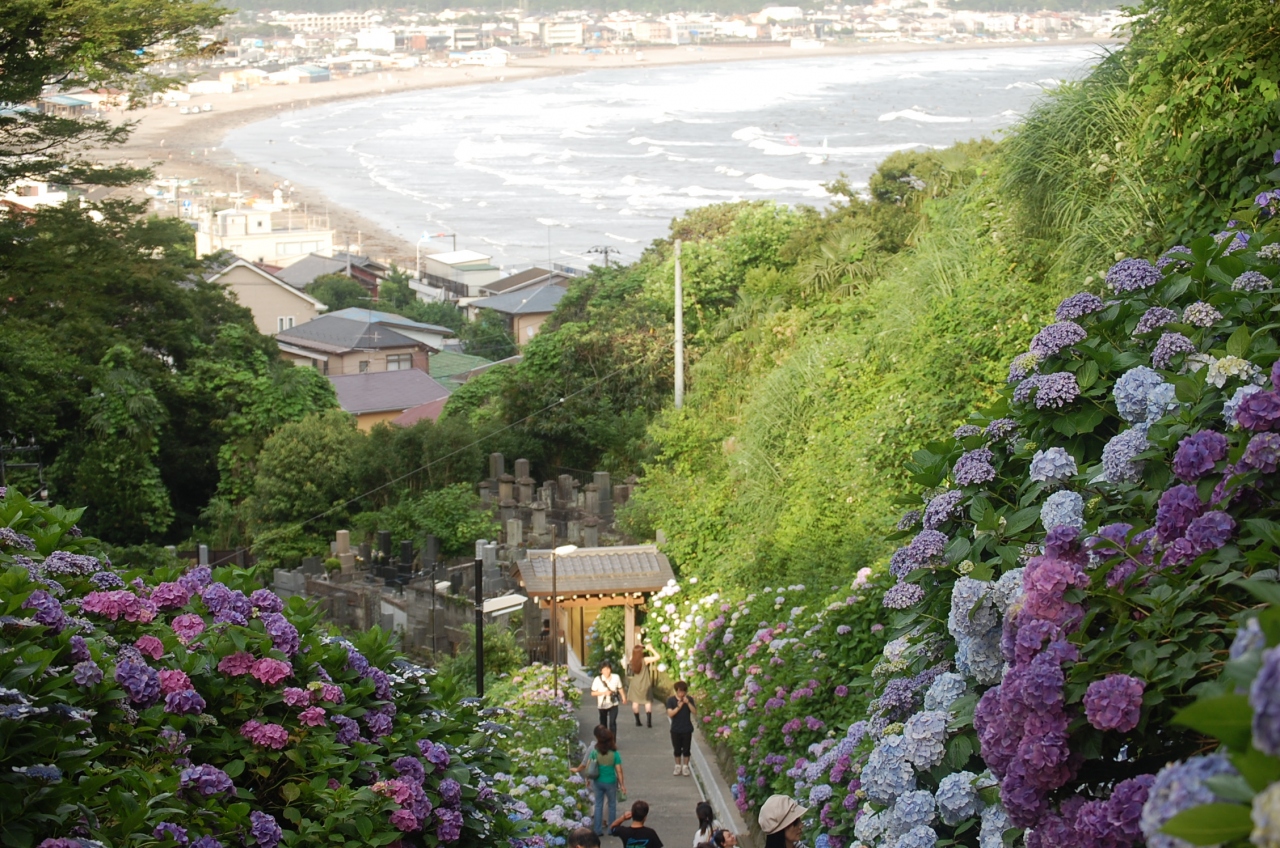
[
  {"left": 90, "top": 571, "right": 125, "bottom": 590},
  {"left": 1244, "top": 432, "right": 1280, "bottom": 472},
  {"left": 954, "top": 448, "right": 997, "bottom": 486},
  {"left": 200, "top": 583, "right": 252, "bottom": 626},
  {"left": 985, "top": 418, "right": 1018, "bottom": 442},
  {"left": 261, "top": 612, "right": 300, "bottom": 657},
  {"left": 1237, "top": 390, "right": 1280, "bottom": 431},
  {"left": 439, "top": 777, "right": 463, "bottom": 808},
  {"left": 436, "top": 807, "right": 464, "bottom": 842},
  {"left": 41, "top": 551, "right": 100, "bottom": 577},
  {"left": 1008, "top": 352, "right": 1042, "bottom": 384},
  {"left": 179, "top": 764, "right": 235, "bottom": 797},
  {"left": 250, "top": 589, "right": 285, "bottom": 613},
  {"left": 69, "top": 634, "right": 90, "bottom": 663},
  {"left": 883, "top": 583, "right": 925, "bottom": 609},
  {"left": 1083, "top": 674, "right": 1144, "bottom": 731},
  {"left": 22, "top": 589, "right": 67, "bottom": 633},
  {"left": 115, "top": 660, "right": 161, "bottom": 706},
  {"left": 1155, "top": 485, "right": 1204, "bottom": 543},
  {"left": 897, "top": 510, "right": 922, "bottom": 531},
  {"left": 1156, "top": 245, "right": 1193, "bottom": 271},
  {"left": 1182, "top": 510, "right": 1236, "bottom": 556},
  {"left": 1225, "top": 385, "right": 1265, "bottom": 426},
  {"left": 332, "top": 715, "right": 361, "bottom": 744},
  {"left": 346, "top": 647, "right": 370, "bottom": 676},
  {"left": 1232, "top": 619, "right": 1267, "bottom": 659},
  {"left": 907, "top": 529, "right": 949, "bottom": 565},
  {"left": 1133, "top": 306, "right": 1179, "bottom": 336},
  {"left": 150, "top": 581, "right": 190, "bottom": 610},
  {"left": 1183, "top": 302, "right": 1221, "bottom": 327},
  {"left": 191, "top": 837, "right": 223, "bottom": 848},
  {"left": 164, "top": 689, "right": 207, "bottom": 715},
  {"left": 1055, "top": 292, "right": 1105, "bottom": 321},
  {"left": 177, "top": 565, "right": 212, "bottom": 594},
  {"left": 1013, "top": 375, "right": 1041, "bottom": 404},
  {"left": 1234, "top": 270, "right": 1273, "bottom": 292},
  {"left": 890, "top": 547, "right": 914, "bottom": 579},
  {"left": 419, "top": 738, "right": 451, "bottom": 770},
  {"left": 954, "top": 424, "right": 981, "bottom": 439},
  {"left": 364, "top": 710, "right": 393, "bottom": 738},
  {"left": 923, "top": 490, "right": 965, "bottom": 530},
  {"left": 1029, "top": 321, "right": 1087, "bottom": 358},
  {"left": 154, "top": 823, "right": 189, "bottom": 846},
  {"left": 0, "top": 527, "right": 36, "bottom": 550},
  {"left": 1172, "top": 430, "right": 1228, "bottom": 481},
  {"left": 395, "top": 755, "right": 426, "bottom": 785},
  {"left": 249, "top": 811, "right": 282, "bottom": 848},
  {"left": 1034, "top": 372, "right": 1081, "bottom": 409},
  {"left": 72, "top": 660, "right": 103, "bottom": 686},
  {"left": 1152, "top": 332, "right": 1196, "bottom": 370},
  {"left": 1107, "top": 258, "right": 1161, "bottom": 293}
]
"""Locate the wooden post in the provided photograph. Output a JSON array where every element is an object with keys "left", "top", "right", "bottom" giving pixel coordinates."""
[{"left": 624, "top": 604, "right": 636, "bottom": 661}]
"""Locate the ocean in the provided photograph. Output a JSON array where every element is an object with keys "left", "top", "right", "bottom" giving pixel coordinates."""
[{"left": 223, "top": 44, "right": 1104, "bottom": 269}]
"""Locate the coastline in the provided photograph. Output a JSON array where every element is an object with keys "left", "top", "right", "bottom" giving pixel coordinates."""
[{"left": 101, "top": 38, "right": 1116, "bottom": 265}]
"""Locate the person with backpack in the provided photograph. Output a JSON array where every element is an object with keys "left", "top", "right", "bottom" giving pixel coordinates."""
[
  {"left": 628, "top": 639, "right": 660, "bottom": 728},
  {"left": 571, "top": 726, "right": 624, "bottom": 836},
  {"left": 591, "top": 661, "right": 626, "bottom": 735},
  {"left": 692, "top": 801, "right": 721, "bottom": 848}
]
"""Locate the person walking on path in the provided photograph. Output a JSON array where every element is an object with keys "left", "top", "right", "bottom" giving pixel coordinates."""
[
  {"left": 665, "top": 680, "right": 696, "bottom": 776},
  {"left": 592, "top": 662, "right": 626, "bottom": 735},
  {"left": 628, "top": 640, "right": 660, "bottom": 727},
  {"left": 572, "top": 727, "right": 625, "bottom": 836},
  {"left": 758, "top": 795, "right": 807, "bottom": 848},
  {"left": 692, "top": 801, "right": 721, "bottom": 848},
  {"left": 609, "top": 800, "right": 664, "bottom": 848}
]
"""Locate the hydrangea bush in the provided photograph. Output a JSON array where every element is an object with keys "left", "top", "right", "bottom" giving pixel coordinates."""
[
  {"left": 645, "top": 569, "right": 889, "bottom": 823},
  {"left": 0, "top": 488, "right": 535, "bottom": 848},
  {"left": 485, "top": 664, "right": 592, "bottom": 843}
]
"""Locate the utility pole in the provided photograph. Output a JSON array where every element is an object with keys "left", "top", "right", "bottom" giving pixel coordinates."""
[
  {"left": 674, "top": 238, "right": 684, "bottom": 410},
  {"left": 586, "top": 245, "right": 621, "bottom": 268}
]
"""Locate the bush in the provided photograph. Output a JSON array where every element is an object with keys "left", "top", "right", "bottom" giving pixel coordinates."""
[{"left": 0, "top": 488, "right": 545, "bottom": 848}]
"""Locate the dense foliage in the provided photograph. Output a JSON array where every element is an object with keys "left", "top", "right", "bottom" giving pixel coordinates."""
[{"left": 0, "top": 487, "right": 552, "bottom": 848}]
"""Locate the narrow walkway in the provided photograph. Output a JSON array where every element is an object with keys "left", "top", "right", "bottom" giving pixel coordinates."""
[{"left": 575, "top": 690, "right": 706, "bottom": 848}]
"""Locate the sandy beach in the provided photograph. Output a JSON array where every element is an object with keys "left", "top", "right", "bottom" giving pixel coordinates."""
[{"left": 99, "top": 38, "right": 1113, "bottom": 265}]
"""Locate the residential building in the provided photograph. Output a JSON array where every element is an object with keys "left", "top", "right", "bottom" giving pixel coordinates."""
[
  {"left": 324, "top": 307, "right": 457, "bottom": 352},
  {"left": 428, "top": 350, "right": 494, "bottom": 389},
  {"left": 205, "top": 258, "right": 327, "bottom": 336},
  {"left": 478, "top": 266, "right": 574, "bottom": 297},
  {"left": 271, "top": 11, "right": 381, "bottom": 34},
  {"left": 194, "top": 208, "right": 334, "bottom": 268},
  {"left": 412, "top": 249, "right": 502, "bottom": 302},
  {"left": 274, "top": 313, "right": 435, "bottom": 375},
  {"left": 467, "top": 281, "right": 567, "bottom": 346},
  {"left": 390, "top": 396, "right": 451, "bottom": 427},
  {"left": 329, "top": 370, "right": 452, "bottom": 431},
  {"left": 2, "top": 179, "right": 69, "bottom": 209},
  {"left": 274, "top": 252, "right": 387, "bottom": 298}
]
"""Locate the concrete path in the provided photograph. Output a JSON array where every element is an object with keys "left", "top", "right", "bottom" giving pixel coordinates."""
[{"left": 575, "top": 692, "right": 705, "bottom": 848}]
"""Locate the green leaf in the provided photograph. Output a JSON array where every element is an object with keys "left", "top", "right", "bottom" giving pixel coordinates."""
[
  {"left": 1004, "top": 506, "right": 1042, "bottom": 536},
  {"left": 1160, "top": 803, "right": 1253, "bottom": 845},
  {"left": 1232, "top": 747, "right": 1280, "bottom": 792},
  {"left": 356, "top": 816, "right": 374, "bottom": 840},
  {"left": 1076, "top": 360, "right": 1099, "bottom": 390},
  {"left": 223, "top": 760, "right": 245, "bottom": 778},
  {"left": 1172, "top": 694, "right": 1253, "bottom": 750},
  {"left": 1227, "top": 325, "right": 1252, "bottom": 359},
  {"left": 1203, "top": 774, "right": 1258, "bottom": 803},
  {"left": 282, "top": 782, "right": 301, "bottom": 803}
]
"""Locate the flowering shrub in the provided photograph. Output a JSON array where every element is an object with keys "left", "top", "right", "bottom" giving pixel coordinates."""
[
  {"left": 831, "top": 183, "right": 1280, "bottom": 848},
  {"left": 0, "top": 488, "right": 531, "bottom": 848},
  {"left": 645, "top": 569, "right": 889, "bottom": 823},
  {"left": 485, "top": 664, "right": 592, "bottom": 844}
]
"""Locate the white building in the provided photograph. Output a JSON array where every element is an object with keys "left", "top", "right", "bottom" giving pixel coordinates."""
[
  {"left": 412, "top": 249, "right": 502, "bottom": 302},
  {"left": 194, "top": 208, "right": 335, "bottom": 268},
  {"left": 2, "top": 179, "right": 69, "bottom": 209},
  {"left": 272, "top": 11, "right": 381, "bottom": 33},
  {"left": 356, "top": 27, "right": 397, "bottom": 52}
]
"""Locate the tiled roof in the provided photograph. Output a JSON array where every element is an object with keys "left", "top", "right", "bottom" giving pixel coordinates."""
[
  {"left": 328, "top": 307, "right": 456, "bottom": 336},
  {"left": 276, "top": 315, "right": 421, "bottom": 353},
  {"left": 429, "top": 351, "right": 493, "bottom": 381},
  {"left": 391, "top": 397, "right": 450, "bottom": 426},
  {"left": 517, "top": 545, "right": 675, "bottom": 597},
  {"left": 329, "top": 370, "right": 452, "bottom": 415}
]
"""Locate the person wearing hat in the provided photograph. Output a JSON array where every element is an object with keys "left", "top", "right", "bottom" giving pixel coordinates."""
[{"left": 758, "top": 795, "right": 807, "bottom": 848}]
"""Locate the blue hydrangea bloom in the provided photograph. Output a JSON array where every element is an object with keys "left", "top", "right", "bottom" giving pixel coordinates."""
[
  {"left": 924, "top": 673, "right": 967, "bottom": 712},
  {"left": 1107, "top": 258, "right": 1161, "bottom": 293},
  {"left": 956, "top": 625, "right": 1004, "bottom": 685},
  {"left": 1231, "top": 618, "right": 1266, "bottom": 660},
  {"left": 808, "top": 783, "right": 834, "bottom": 805},
  {"left": 1041, "top": 490, "right": 1085, "bottom": 531},
  {"left": 1114, "top": 367, "right": 1167, "bottom": 423},
  {"left": 936, "top": 771, "right": 981, "bottom": 825},
  {"left": 892, "top": 825, "right": 938, "bottom": 848},
  {"left": 1146, "top": 381, "right": 1180, "bottom": 423},
  {"left": 854, "top": 807, "right": 886, "bottom": 844},
  {"left": 1102, "top": 425, "right": 1151, "bottom": 485},
  {"left": 992, "top": 568, "right": 1024, "bottom": 614},
  {"left": 903, "top": 711, "right": 949, "bottom": 770},
  {"left": 948, "top": 577, "right": 998, "bottom": 637},
  {"left": 862, "top": 734, "right": 917, "bottom": 804},
  {"left": 888, "top": 790, "right": 937, "bottom": 837},
  {"left": 1029, "top": 447, "right": 1077, "bottom": 487},
  {"left": 1251, "top": 645, "right": 1280, "bottom": 756},
  {"left": 979, "top": 804, "right": 1013, "bottom": 848},
  {"left": 1140, "top": 755, "right": 1238, "bottom": 848}
]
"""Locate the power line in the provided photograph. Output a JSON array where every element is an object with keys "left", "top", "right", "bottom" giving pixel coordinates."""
[{"left": 207, "top": 359, "right": 636, "bottom": 568}]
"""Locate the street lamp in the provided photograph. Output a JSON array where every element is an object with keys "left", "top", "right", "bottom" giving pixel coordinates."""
[
  {"left": 431, "top": 231, "right": 457, "bottom": 252},
  {"left": 550, "top": 543, "right": 577, "bottom": 701}
]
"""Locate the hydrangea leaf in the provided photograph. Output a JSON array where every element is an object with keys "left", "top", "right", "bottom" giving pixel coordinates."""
[
  {"left": 1160, "top": 802, "right": 1252, "bottom": 844},
  {"left": 1202, "top": 774, "right": 1258, "bottom": 803},
  {"left": 1227, "top": 325, "right": 1253, "bottom": 358},
  {"left": 1171, "top": 693, "right": 1252, "bottom": 749},
  {"left": 1230, "top": 746, "right": 1280, "bottom": 792}
]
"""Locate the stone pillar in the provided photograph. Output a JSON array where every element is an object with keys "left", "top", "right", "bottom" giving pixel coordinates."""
[
  {"left": 583, "top": 516, "right": 599, "bottom": 548},
  {"left": 358, "top": 542, "right": 372, "bottom": 569},
  {"left": 517, "top": 476, "right": 535, "bottom": 506},
  {"left": 499, "top": 499, "right": 517, "bottom": 522},
  {"left": 490, "top": 452, "right": 505, "bottom": 481},
  {"left": 594, "top": 471, "right": 613, "bottom": 518},
  {"left": 541, "top": 481, "right": 556, "bottom": 509},
  {"left": 483, "top": 543, "right": 498, "bottom": 568},
  {"left": 531, "top": 501, "right": 548, "bottom": 534},
  {"left": 506, "top": 518, "right": 523, "bottom": 547},
  {"left": 498, "top": 473, "right": 515, "bottom": 502},
  {"left": 514, "top": 458, "right": 530, "bottom": 479},
  {"left": 475, "top": 539, "right": 488, "bottom": 561},
  {"left": 198, "top": 544, "right": 209, "bottom": 566},
  {"left": 479, "top": 481, "right": 492, "bottom": 505},
  {"left": 624, "top": 604, "right": 636, "bottom": 659},
  {"left": 568, "top": 519, "right": 583, "bottom": 545},
  {"left": 584, "top": 483, "right": 600, "bottom": 516},
  {"left": 558, "top": 474, "right": 575, "bottom": 505},
  {"left": 337, "top": 528, "right": 355, "bottom": 573}
]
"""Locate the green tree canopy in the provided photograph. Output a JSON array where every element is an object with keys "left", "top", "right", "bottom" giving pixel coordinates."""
[
  {"left": 247, "top": 408, "right": 362, "bottom": 532},
  {"left": 305, "top": 273, "right": 369, "bottom": 311}
]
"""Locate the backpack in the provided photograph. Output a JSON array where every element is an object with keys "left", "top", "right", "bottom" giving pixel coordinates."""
[{"left": 585, "top": 749, "right": 600, "bottom": 780}]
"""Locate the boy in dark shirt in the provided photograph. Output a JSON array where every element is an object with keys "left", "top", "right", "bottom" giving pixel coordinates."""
[{"left": 610, "top": 801, "right": 664, "bottom": 848}]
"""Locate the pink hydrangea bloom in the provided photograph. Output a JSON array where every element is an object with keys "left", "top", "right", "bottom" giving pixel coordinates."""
[
  {"left": 218, "top": 652, "right": 256, "bottom": 676},
  {"left": 389, "top": 809, "right": 420, "bottom": 832},
  {"left": 171, "top": 613, "right": 205, "bottom": 645},
  {"left": 158, "top": 669, "right": 192, "bottom": 694},
  {"left": 241, "top": 721, "right": 289, "bottom": 749},
  {"left": 320, "top": 683, "right": 345, "bottom": 704},
  {"left": 374, "top": 779, "right": 414, "bottom": 805},
  {"left": 250, "top": 658, "right": 292, "bottom": 686},
  {"left": 150, "top": 581, "right": 191, "bottom": 610},
  {"left": 298, "top": 706, "right": 327, "bottom": 726},
  {"left": 135, "top": 635, "right": 165, "bottom": 660},
  {"left": 81, "top": 590, "right": 150, "bottom": 621},
  {"left": 282, "top": 687, "right": 311, "bottom": 707}
]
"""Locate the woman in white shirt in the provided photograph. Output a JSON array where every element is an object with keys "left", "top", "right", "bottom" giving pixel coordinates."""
[
  {"left": 693, "top": 801, "right": 722, "bottom": 848},
  {"left": 591, "top": 661, "right": 626, "bottom": 735}
]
